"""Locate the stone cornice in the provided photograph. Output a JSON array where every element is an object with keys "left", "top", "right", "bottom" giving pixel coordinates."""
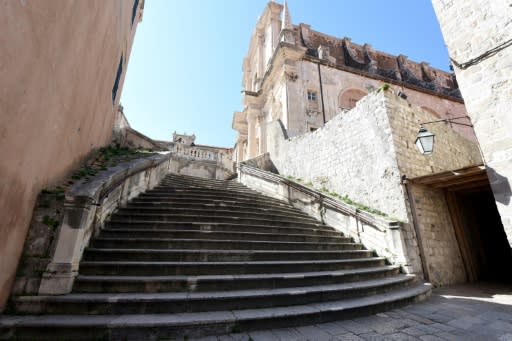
[{"left": 302, "top": 55, "right": 464, "bottom": 103}]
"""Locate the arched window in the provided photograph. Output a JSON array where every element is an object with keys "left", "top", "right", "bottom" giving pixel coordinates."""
[{"left": 338, "top": 89, "right": 368, "bottom": 111}]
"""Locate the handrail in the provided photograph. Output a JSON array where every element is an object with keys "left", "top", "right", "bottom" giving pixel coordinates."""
[{"left": 238, "top": 162, "right": 401, "bottom": 232}]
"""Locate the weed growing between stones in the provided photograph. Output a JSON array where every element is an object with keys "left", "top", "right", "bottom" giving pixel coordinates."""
[
  {"left": 285, "top": 175, "right": 389, "bottom": 217},
  {"left": 42, "top": 215, "right": 59, "bottom": 229}
]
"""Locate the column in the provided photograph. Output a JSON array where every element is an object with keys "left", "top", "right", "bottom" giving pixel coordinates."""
[{"left": 246, "top": 108, "right": 260, "bottom": 159}]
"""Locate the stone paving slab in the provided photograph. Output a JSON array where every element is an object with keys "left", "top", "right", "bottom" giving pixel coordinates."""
[{"left": 192, "top": 282, "right": 512, "bottom": 340}]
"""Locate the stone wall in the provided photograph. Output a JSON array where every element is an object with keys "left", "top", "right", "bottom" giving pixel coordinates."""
[
  {"left": 409, "top": 185, "right": 467, "bottom": 285},
  {"left": 239, "top": 163, "right": 422, "bottom": 275},
  {"left": 169, "top": 158, "right": 230, "bottom": 180},
  {"left": 266, "top": 90, "right": 482, "bottom": 285},
  {"left": 268, "top": 90, "right": 409, "bottom": 221},
  {"left": 432, "top": 0, "right": 512, "bottom": 247},
  {"left": 385, "top": 96, "right": 482, "bottom": 179},
  {"left": 0, "top": 0, "right": 143, "bottom": 310}
]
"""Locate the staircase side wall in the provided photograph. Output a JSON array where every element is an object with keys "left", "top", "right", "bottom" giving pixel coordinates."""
[
  {"left": 239, "top": 167, "right": 420, "bottom": 274},
  {"left": 38, "top": 154, "right": 172, "bottom": 295}
]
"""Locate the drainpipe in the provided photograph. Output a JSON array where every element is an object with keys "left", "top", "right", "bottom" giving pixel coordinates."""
[
  {"left": 402, "top": 176, "right": 430, "bottom": 282},
  {"left": 317, "top": 63, "right": 326, "bottom": 125}
]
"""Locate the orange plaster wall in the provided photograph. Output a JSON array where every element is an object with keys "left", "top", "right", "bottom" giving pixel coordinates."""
[{"left": 0, "top": 0, "right": 142, "bottom": 310}]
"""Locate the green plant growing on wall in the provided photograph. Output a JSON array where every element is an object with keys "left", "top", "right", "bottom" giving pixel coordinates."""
[
  {"left": 42, "top": 215, "right": 59, "bottom": 229},
  {"left": 287, "top": 178, "right": 389, "bottom": 218}
]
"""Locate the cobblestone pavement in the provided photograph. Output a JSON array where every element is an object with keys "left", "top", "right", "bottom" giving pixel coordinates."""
[{"left": 191, "top": 282, "right": 512, "bottom": 341}]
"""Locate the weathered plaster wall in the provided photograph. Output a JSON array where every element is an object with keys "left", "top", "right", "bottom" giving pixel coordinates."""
[
  {"left": 433, "top": 0, "right": 512, "bottom": 247},
  {"left": 0, "top": 0, "right": 142, "bottom": 309}
]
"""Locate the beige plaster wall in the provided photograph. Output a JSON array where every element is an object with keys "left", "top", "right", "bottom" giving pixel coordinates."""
[
  {"left": 433, "top": 0, "right": 512, "bottom": 247},
  {"left": 0, "top": 0, "right": 142, "bottom": 309}
]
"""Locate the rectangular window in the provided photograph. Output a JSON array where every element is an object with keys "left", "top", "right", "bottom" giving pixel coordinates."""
[
  {"left": 131, "top": 0, "right": 140, "bottom": 26},
  {"left": 112, "top": 56, "right": 123, "bottom": 103},
  {"left": 307, "top": 90, "right": 317, "bottom": 102}
]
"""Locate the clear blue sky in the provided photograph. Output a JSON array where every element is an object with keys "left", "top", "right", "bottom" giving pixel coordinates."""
[{"left": 121, "top": 0, "right": 449, "bottom": 147}]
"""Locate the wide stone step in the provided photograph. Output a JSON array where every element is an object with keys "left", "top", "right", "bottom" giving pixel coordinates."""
[
  {"left": 106, "top": 221, "right": 340, "bottom": 236},
  {"left": 163, "top": 175, "right": 244, "bottom": 183},
  {"left": 115, "top": 207, "right": 320, "bottom": 224},
  {"left": 122, "top": 204, "right": 313, "bottom": 219},
  {"left": 152, "top": 185, "right": 257, "bottom": 196},
  {"left": 98, "top": 229, "right": 347, "bottom": 243},
  {"left": 1, "top": 283, "right": 431, "bottom": 340},
  {"left": 140, "top": 191, "right": 285, "bottom": 203},
  {"left": 73, "top": 266, "right": 401, "bottom": 293},
  {"left": 111, "top": 213, "right": 326, "bottom": 227},
  {"left": 130, "top": 196, "right": 293, "bottom": 209},
  {"left": 126, "top": 200, "right": 305, "bottom": 215},
  {"left": 162, "top": 175, "right": 244, "bottom": 187},
  {"left": 91, "top": 237, "right": 356, "bottom": 250},
  {"left": 78, "top": 258, "right": 387, "bottom": 276},
  {"left": 83, "top": 248, "right": 373, "bottom": 262},
  {"left": 13, "top": 275, "right": 416, "bottom": 315}
]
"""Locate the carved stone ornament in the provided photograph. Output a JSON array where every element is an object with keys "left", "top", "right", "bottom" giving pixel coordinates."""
[
  {"left": 306, "top": 109, "right": 320, "bottom": 119},
  {"left": 285, "top": 71, "right": 298, "bottom": 82}
]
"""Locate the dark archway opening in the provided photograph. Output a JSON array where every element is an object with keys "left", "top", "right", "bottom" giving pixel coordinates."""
[{"left": 448, "top": 185, "right": 512, "bottom": 282}]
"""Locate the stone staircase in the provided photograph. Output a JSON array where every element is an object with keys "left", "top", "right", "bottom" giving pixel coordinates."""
[{"left": 0, "top": 173, "right": 431, "bottom": 340}]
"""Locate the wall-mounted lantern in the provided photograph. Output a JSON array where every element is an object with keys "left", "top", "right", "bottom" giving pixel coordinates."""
[
  {"left": 415, "top": 116, "right": 473, "bottom": 155},
  {"left": 415, "top": 126, "right": 435, "bottom": 155}
]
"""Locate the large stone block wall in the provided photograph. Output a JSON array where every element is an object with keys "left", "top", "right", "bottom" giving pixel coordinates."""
[
  {"left": 267, "top": 91, "right": 409, "bottom": 221},
  {"left": 409, "top": 185, "right": 467, "bottom": 285},
  {"left": 385, "top": 96, "right": 482, "bottom": 179},
  {"left": 266, "top": 90, "right": 482, "bottom": 285},
  {"left": 0, "top": 1, "right": 142, "bottom": 309},
  {"left": 433, "top": 0, "right": 512, "bottom": 247}
]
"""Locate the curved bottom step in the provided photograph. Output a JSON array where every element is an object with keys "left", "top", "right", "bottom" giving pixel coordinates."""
[{"left": 0, "top": 283, "right": 431, "bottom": 340}]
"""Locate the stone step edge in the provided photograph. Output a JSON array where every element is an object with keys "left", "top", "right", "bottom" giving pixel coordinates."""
[
  {"left": 115, "top": 210, "right": 320, "bottom": 223},
  {"left": 92, "top": 237, "right": 354, "bottom": 246},
  {"left": 110, "top": 214, "right": 325, "bottom": 226},
  {"left": 13, "top": 275, "right": 415, "bottom": 304},
  {"left": 103, "top": 226, "right": 341, "bottom": 236},
  {"left": 73, "top": 265, "right": 400, "bottom": 282},
  {"left": 107, "top": 220, "right": 334, "bottom": 231},
  {"left": 79, "top": 257, "right": 386, "bottom": 267},
  {"left": 121, "top": 205, "right": 313, "bottom": 217},
  {"left": 140, "top": 192, "right": 287, "bottom": 203},
  {"left": 84, "top": 248, "right": 368, "bottom": 255},
  {"left": 98, "top": 229, "right": 345, "bottom": 240},
  {"left": 1, "top": 283, "right": 432, "bottom": 329}
]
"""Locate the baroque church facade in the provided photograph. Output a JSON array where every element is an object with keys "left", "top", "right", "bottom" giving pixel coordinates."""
[{"left": 232, "top": 1, "right": 474, "bottom": 162}]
